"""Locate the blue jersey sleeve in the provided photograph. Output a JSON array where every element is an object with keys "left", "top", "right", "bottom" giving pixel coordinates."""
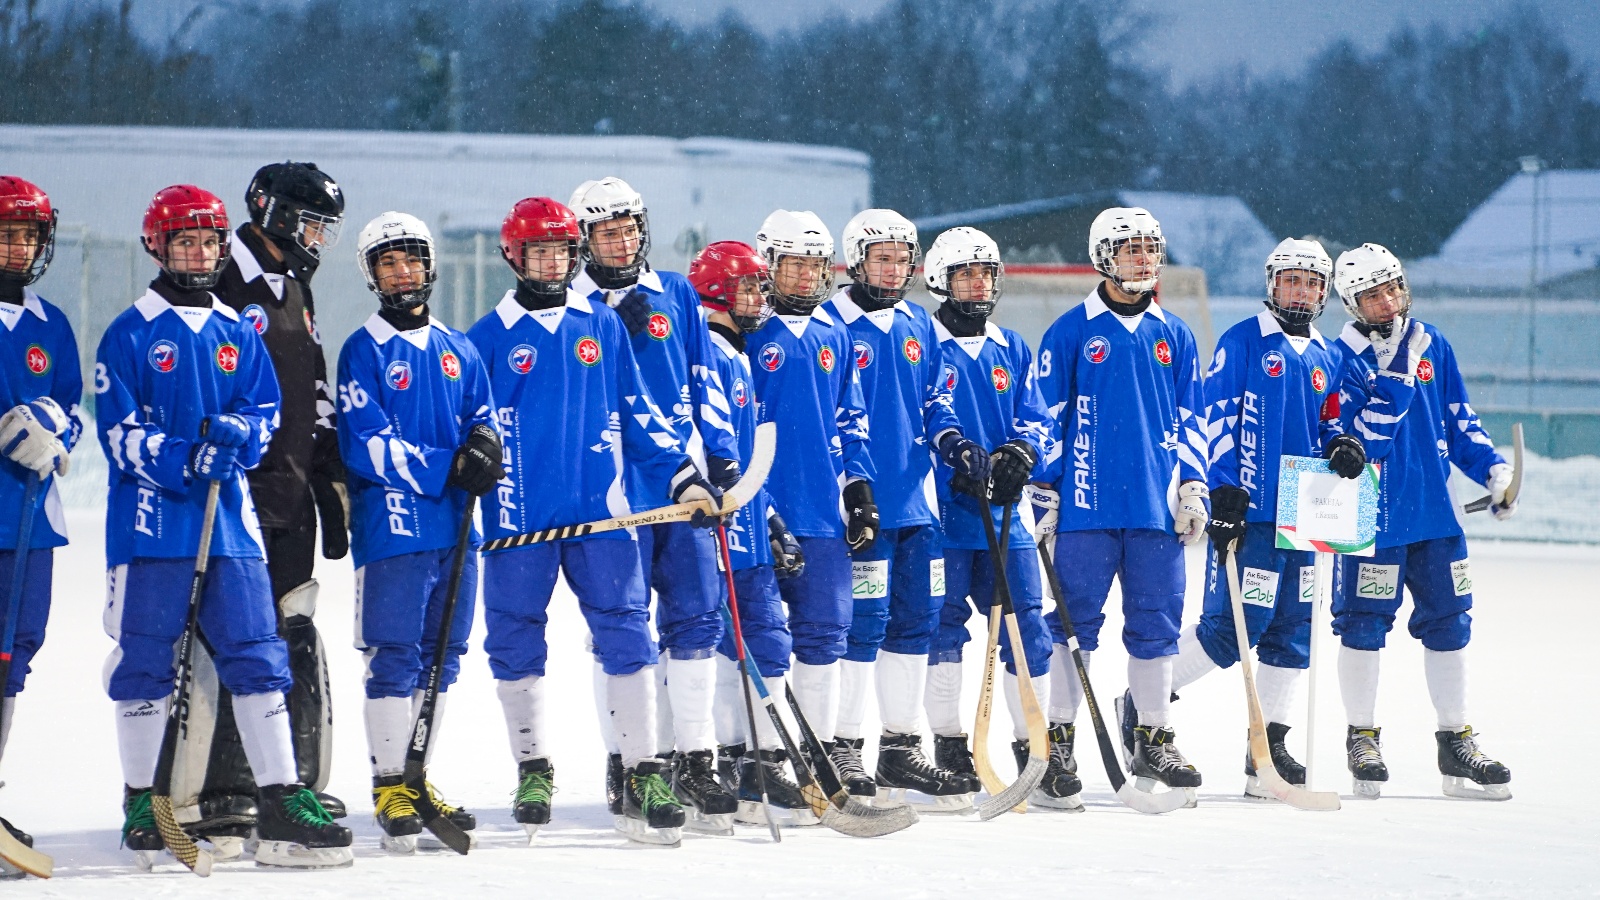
[
  {"left": 228, "top": 327, "right": 282, "bottom": 472},
  {"left": 612, "top": 317, "right": 693, "bottom": 500},
  {"left": 96, "top": 327, "right": 194, "bottom": 492},
  {"left": 1013, "top": 337, "right": 1056, "bottom": 476},
  {"left": 1339, "top": 353, "right": 1416, "bottom": 462},
  {"left": 686, "top": 303, "right": 738, "bottom": 462},
  {"left": 1434, "top": 336, "right": 1503, "bottom": 484},
  {"left": 458, "top": 339, "right": 498, "bottom": 440},
  {"left": 921, "top": 332, "right": 963, "bottom": 443},
  {"left": 336, "top": 339, "right": 454, "bottom": 497},
  {"left": 1202, "top": 333, "right": 1249, "bottom": 489},
  {"left": 1173, "top": 323, "right": 1207, "bottom": 486},
  {"left": 1035, "top": 317, "right": 1073, "bottom": 485},
  {"left": 50, "top": 316, "right": 85, "bottom": 454},
  {"left": 838, "top": 363, "right": 874, "bottom": 484}
]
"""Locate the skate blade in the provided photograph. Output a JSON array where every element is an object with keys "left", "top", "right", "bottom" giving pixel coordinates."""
[
  {"left": 254, "top": 840, "right": 355, "bottom": 869},
  {"left": 521, "top": 824, "right": 543, "bottom": 846},
  {"left": 880, "top": 787, "right": 974, "bottom": 815},
  {"left": 1442, "top": 776, "right": 1511, "bottom": 801},
  {"left": 735, "top": 800, "right": 819, "bottom": 828},
  {"left": 683, "top": 811, "right": 736, "bottom": 835},
  {"left": 1027, "top": 789, "right": 1085, "bottom": 812},
  {"left": 419, "top": 829, "right": 479, "bottom": 850},
  {"left": 1134, "top": 776, "right": 1199, "bottom": 808},
  {"left": 613, "top": 815, "right": 683, "bottom": 847},
  {"left": 206, "top": 835, "right": 246, "bottom": 861},
  {"left": 380, "top": 832, "right": 419, "bottom": 854},
  {"left": 1351, "top": 778, "right": 1384, "bottom": 799}
]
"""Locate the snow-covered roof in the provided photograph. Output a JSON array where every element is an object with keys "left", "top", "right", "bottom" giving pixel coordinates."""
[{"left": 1410, "top": 170, "right": 1600, "bottom": 290}]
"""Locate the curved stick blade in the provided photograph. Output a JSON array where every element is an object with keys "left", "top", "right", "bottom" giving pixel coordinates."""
[
  {"left": 1115, "top": 781, "right": 1192, "bottom": 814},
  {"left": 978, "top": 754, "right": 1047, "bottom": 821}
]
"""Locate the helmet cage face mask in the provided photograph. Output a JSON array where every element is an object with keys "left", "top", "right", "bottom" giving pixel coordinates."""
[
  {"left": 1347, "top": 276, "right": 1411, "bottom": 335},
  {"left": 247, "top": 163, "right": 345, "bottom": 267},
  {"left": 849, "top": 238, "right": 921, "bottom": 303},
  {"left": 767, "top": 252, "right": 834, "bottom": 312},
  {"left": 579, "top": 210, "right": 651, "bottom": 289},
  {"left": 727, "top": 275, "right": 776, "bottom": 333},
  {"left": 508, "top": 238, "right": 582, "bottom": 295},
  {"left": 361, "top": 235, "right": 436, "bottom": 311},
  {"left": 0, "top": 213, "right": 56, "bottom": 287},
  {"left": 1094, "top": 235, "right": 1165, "bottom": 294},
  {"left": 1267, "top": 268, "right": 1329, "bottom": 326},
  {"left": 937, "top": 261, "right": 1003, "bottom": 318}
]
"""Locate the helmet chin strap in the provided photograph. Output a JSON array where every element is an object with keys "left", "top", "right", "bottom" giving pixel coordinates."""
[{"left": 584, "top": 258, "right": 643, "bottom": 291}]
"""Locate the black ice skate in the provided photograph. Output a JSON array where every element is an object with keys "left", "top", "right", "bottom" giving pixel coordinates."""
[
  {"left": 1346, "top": 726, "right": 1389, "bottom": 799},
  {"left": 314, "top": 791, "right": 347, "bottom": 819},
  {"left": 417, "top": 781, "right": 477, "bottom": 850},
  {"left": 827, "top": 737, "right": 877, "bottom": 798},
  {"left": 372, "top": 774, "right": 425, "bottom": 853},
  {"left": 605, "top": 753, "right": 625, "bottom": 816},
  {"left": 619, "top": 758, "right": 686, "bottom": 846},
  {"left": 254, "top": 783, "right": 353, "bottom": 868},
  {"left": 716, "top": 742, "right": 744, "bottom": 794},
  {"left": 1437, "top": 727, "right": 1511, "bottom": 801},
  {"left": 933, "top": 733, "right": 983, "bottom": 794},
  {"left": 191, "top": 793, "right": 257, "bottom": 860},
  {"left": 121, "top": 786, "right": 165, "bottom": 873},
  {"left": 1132, "top": 726, "right": 1203, "bottom": 792},
  {"left": 735, "top": 748, "right": 819, "bottom": 828},
  {"left": 1019, "top": 723, "right": 1084, "bottom": 811},
  {"left": 513, "top": 757, "right": 555, "bottom": 843},
  {"left": 877, "top": 731, "right": 973, "bottom": 814},
  {"left": 1245, "top": 722, "right": 1307, "bottom": 800},
  {"left": 672, "top": 749, "right": 738, "bottom": 835},
  {"left": 1, "top": 816, "right": 34, "bottom": 880}
]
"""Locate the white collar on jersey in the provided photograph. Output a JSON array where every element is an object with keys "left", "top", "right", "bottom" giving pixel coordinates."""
[
  {"left": 0, "top": 288, "right": 50, "bottom": 331},
  {"left": 776, "top": 303, "right": 835, "bottom": 338},
  {"left": 708, "top": 328, "right": 743, "bottom": 360},
  {"left": 493, "top": 289, "right": 594, "bottom": 333},
  {"left": 931, "top": 316, "right": 1007, "bottom": 359},
  {"left": 827, "top": 288, "right": 912, "bottom": 333},
  {"left": 231, "top": 239, "right": 291, "bottom": 300},
  {"left": 362, "top": 311, "right": 450, "bottom": 349},
  {"left": 1082, "top": 287, "right": 1165, "bottom": 333},
  {"left": 1337, "top": 319, "right": 1374, "bottom": 355},
  {"left": 1255, "top": 308, "right": 1324, "bottom": 354},
  {"left": 134, "top": 289, "right": 240, "bottom": 333},
  {"left": 571, "top": 265, "right": 665, "bottom": 303}
]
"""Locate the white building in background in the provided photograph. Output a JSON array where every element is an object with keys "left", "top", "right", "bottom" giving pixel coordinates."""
[
  {"left": 1409, "top": 169, "right": 1600, "bottom": 292},
  {"left": 1, "top": 124, "right": 871, "bottom": 370}
]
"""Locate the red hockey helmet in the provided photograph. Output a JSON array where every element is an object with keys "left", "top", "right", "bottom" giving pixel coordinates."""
[
  {"left": 0, "top": 176, "right": 58, "bottom": 286},
  {"left": 689, "top": 240, "right": 773, "bottom": 332},
  {"left": 142, "top": 184, "right": 232, "bottom": 290},
  {"left": 500, "top": 197, "right": 582, "bottom": 292}
]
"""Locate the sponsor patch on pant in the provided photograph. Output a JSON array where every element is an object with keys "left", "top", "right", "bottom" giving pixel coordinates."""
[
  {"left": 930, "top": 558, "right": 946, "bottom": 597},
  {"left": 1451, "top": 558, "right": 1472, "bottom": 596},
  {"left": 1241, "top": 567, "right": 1280, "bottom": 608},
  {"left": 1356, "top": 563, "right": 1400, "bottom": 600},
  {"left": 852, "top": 560, "right": 889, "bottom": 599},
  {"left": 1299, "top": 565, "right": 1315, "bottom": 603}
]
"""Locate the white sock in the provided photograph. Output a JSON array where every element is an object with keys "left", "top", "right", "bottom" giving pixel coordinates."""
[
  {"left": 1255, "top": 664, "right": 1304, "bottom": 727},
  {"left": 926, "top": 660, "right": 964, "bottom": 737},
  {"left": 1002, "top": 671, "right": 1052, "bottom": 741},
  {"left": 1338, "top": 645, "right": 1381, "bottom": 729},
  {"left": 835, "top": 658, "right": 873, "bottom": 741},
  {"left": 654, "top": 658, "right": 674, "bottom": 755},
  {"left": 233, "top": 691, "right": 299, "bottom": 786},
  {"left": 791, "top": 660, "right": 840, "bottom": 743},
  {"left": 1423, "top": 647, "right": 1468, "bottom": 731},
  {"left": 0, "top": 696, "right": 13, "bottom": 769},
  {"left": 364, "top": 695, "right": 413, "bottom": 777},
  {"left": 1129, "top": 656, "right": 1174, "bottom": 728},
  {"left": 495, "top": 675, "right": 546, "bottom": 764},
  {"left": 593, "top": 658, "right": 620, "bottom": 754},
  {"left": 876, "top": 652, "right": 926, "bottom": 735},
  {"left": 115, "top": 697, "right": 170, "bottom": 789},
  {"left": 712, "top": 655, "right": 744, "bottom": 747},
  {"left": 608, "top": 667, "right": 658, "bottom": 767},
  {"left": 668, "top": 655, "right": 718, "bottom": 753},
  {"left": 1171, "top": 624, "right": 1218, "bottom": 692},
  {"left": 754, "top": 675, "right": 784, "bottom": 750},
  {"left": 1049, "top": 645, "right": 1088, "bottom": 724},
  {"left": 411, "top": 690, "right": 448, "bottom": 766}
]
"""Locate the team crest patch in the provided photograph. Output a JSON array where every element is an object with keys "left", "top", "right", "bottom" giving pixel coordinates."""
[
  {"left": 24, "top": 344, "right": 49, "bottom": 375},
  {"left": 903, "top": 336, "right": 923, "bottom": 364},
  {"left": 991, "top": 365, "right": 1012, "bottom": 393},
  {"left": 509, "top": 344, "right": 536, "bottom": 374},
  {"left": 215, "top": 343, "right": 239, "bottom": 374},
  {"left": 942, "top": 363, "right": 959, "bottom": 391},
  {"left": 1153, "top": 338, "right": 1173, "bottom": 367},
  {"left": 732, "top": 378, "right": 749, "bottom": 408},
  {"left": 386, "top": 360, "right": 413, "bottom": 390},
  {"left": 242, "top": 304, "right": 268, "bottom": 335},
  {"left": 440, "top": 350, "right": 462, "bottom": 380},
  {"left": 575, "top": 336, "right": 601, "bottom": 367},
  {"left": 1417, "top": 357, "right": 1435, "bottom": 383},
  {"left": 818, "top": 345, "right": 836, "bottom": 373},
  {"left": 758, "top": 342, "right": 785, "bottom": 372},
  {"left": 853, "top": 339, "right": 873, "bottom": 370},
  {"left": 1084, "top": 336, "right": 1110, "bottom": 364},
  {"left": 1262, "top": 350, "right": 1286, "bottom": 378},
  {"left": 1310, "top": 366, "right": 1328, "bottom": 393},
  {"left": 647, "top": 312, "right": 672, "bottom": 341},
  {"left": 148, "top": 340, "right": 178, "bottom": 373}
]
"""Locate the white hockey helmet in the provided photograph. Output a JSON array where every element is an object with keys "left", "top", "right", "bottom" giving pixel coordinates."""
[
  {"left": 357, "top": 211, "right": 436, "bottom": 311},
  {"left": 1264, "top": 237, "right": 1333, "bottom": 326},
  {"left": 842, "top": 208, "right": 920, "bottom": 301},
  {"left": 1334, "top": 242, "right": 1410, "bottom": 326},
  {"left": 756, "top": 209, "right": 835, "bottom": 310},
  {"left": 924, "top": 226, "right": 1003, "bottom": 317},
  {"left": 1089, "top": 206, "right": 1164, "bottom": 294},
  {"left": 568, "top": 176, "right": 650, "bottom": 287}
]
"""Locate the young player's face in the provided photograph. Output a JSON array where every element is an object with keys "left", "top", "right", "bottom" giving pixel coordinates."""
[
  {"left": 1356, "top": 279, "right": 1407, "bottom": 324},
  {"left": 774, "top": 255, "right": 828, "bottom": 298},
  {"left": 0, "top": 221, "right": 39, "bottom": 273},
  {"left": 949, "top": 263, "right": 995, "bottom": 303},
  {"left": 731, "top": 276, "right": 769, "bottom": 319},
  {"left": 299, "top": 219, "right": 330, "bottom": 253},
  {"left": 373, "top": 248, "right": 427, "bottom": 294},
  {"left": 522, "top": 240, "right": 574, "bottom": 282},
  {"left": 860, "top": 241, "right": 913, "bottom": 291},
  {"left": 1273, "top": 269, "right": 1326, "bottom": 314},
  {"left": 1112, "top": 237, "right": 1161, "bottom": 283},
  {"left": 588, "top": 215, "right": 641, "bottom": 267},
  {"left": 165, "top": 229, "right": 224, "bottom": 275}
]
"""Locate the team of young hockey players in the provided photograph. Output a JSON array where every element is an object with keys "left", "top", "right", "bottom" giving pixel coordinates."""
[{"left": 0, "top": 167, "right": 1521, "bottom": 877}]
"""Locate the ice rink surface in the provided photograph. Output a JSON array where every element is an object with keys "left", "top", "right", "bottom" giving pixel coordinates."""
[{"left": 2, "top": 510, "right": 1596, "bottom": 897}]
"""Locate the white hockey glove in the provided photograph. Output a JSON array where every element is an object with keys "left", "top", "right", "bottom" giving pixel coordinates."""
[
  {"left": 0, "top": 398, "right": 71, "bottom": 476},
  {"left": 1174, "top": 480, "right": 1209, "bottom": 546},
  {"left": 1486, "top": 463, "right": 1517, "bottom": 521},
  {"left": 1379, "top": 319, "right": 1432, "bottom": 384},
  {"left": 1024, "top": 483, "right": 1059, "bottom": 536}
]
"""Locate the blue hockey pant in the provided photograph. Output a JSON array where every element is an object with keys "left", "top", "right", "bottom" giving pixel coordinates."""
[
  {"left": 1045, "top": 528, "right": 1185, "bottom": 659},
  {"left": 0, "top": 549, "right": 50, "bottom": 697},
  {"left": 934, "top": 544, "right": 1052, "bottom": 678},
  {"left": 355, "top": 547, "right": 478, "bottom": 699},
  {"left": 845, "top": 524, "right": 943, "bottom": 662},
  {"left": 716, "top": 564, "right": 793, "bottom": 678},
  {"left": 1196, "top": 522, "right": 1314, "bottom": 670},
  {"left": 776, "top": 536, "right": 851, "bottom": 666},
  {"left": 637, "top": 520, "right": 724, "bottom": 657},
  {"left": 1332, "top": 534, "right": 1473, "bottom": 652}
]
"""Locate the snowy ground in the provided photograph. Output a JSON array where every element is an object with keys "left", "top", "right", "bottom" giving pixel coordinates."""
[{"left": 2, "top": 510, "right": 1596, "bottom": 897}]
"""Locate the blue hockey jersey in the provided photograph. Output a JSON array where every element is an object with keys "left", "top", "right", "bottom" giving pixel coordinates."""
[
  {"left": 0, "top": 289, "right": 83, "bottom": 550},
  {"left": 745, "top": 305, "right": 873, "bottom": 539},
  {"left": 1037, "top": 289, "right": 1207, "bottom": 533},
  {"left": 704, "top": 329, "right": 772, "bottom": 572},
  {"left": 1204, "top": 310, "right": 1346, "bottom": 523},
  {"left": 95, "top": 290, "right": 280, "bottom": 566},
  {"left": 824, "top": 289, "right": 962, "bottom": 530},
  {"left": 467, "top": 291, "right": 690, "bottom": 547},
  {"left": 572, "top": 266, "right": 736, "bottom": 511},
  {"left": 1335, "top": 319, "right": 1503, "bottom": 548},
  {"left": 336, "top": 313, "right": 495, "bottom": 567},
  {"left": 932, "top": 318, "right": 1055, "bottom": 550}
]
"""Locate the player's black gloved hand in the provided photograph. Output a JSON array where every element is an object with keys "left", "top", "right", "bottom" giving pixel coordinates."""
[
  {"left": 1206, "top": 484, "right": 1250, "bottom": 553},
  {"left": 768, "top": 511, "right": 806, "bottom": 579},
  {"left": 671, "top": 459, "right": 724, "bottom": 528},
  {"left": 611, "top": 288, "right": 654, "bottom": 337},
  {"left": 449, "top": 423, "right": 505, "bottom": 497},
  {"left": 949, "top": 471, "right": 990, "bottom": 502},
  {"left": 987, "top": 439, "right": 1039, "bottom": 506},
  {"left": 843, "top": 479, "right": 879, "bottom": 552},
  {"left": 936, "top": 430, "right": 991, "bottom": 482},
  {"left": 705, "top": 454, "right": 742, "bottom": 492},
  {"left": 1323, "top": 434, "right": 1367, "bottom": 480},
  {"left": 309, "top": 456, "right": 350, "bottom": 560}
]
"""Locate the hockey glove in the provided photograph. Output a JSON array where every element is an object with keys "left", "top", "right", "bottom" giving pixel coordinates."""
[
  {"left": 202, "top": 413, "right": 252, "bottom": 449},
  {"left": 768, "top": 511, "right": 806, "bottom": 579},
  {"left": 1323, "top": 434, "right": 1367, "bottom": 480},
  {"left": 935, "top": 430, "right": 991, "bottom": 482},
  {"left": 987, "top": 439, "right": 1038, "bottom": 506},
  {"left": 1024, "top": 483, "right": 1059, "bottom": 536},
  {"left": 0, "top": 398, "right": 72, "bottom": 476},
  {"left": 1486, "top": 462, "right": 1518, "bottom": 521},
  {"left": 1380, "top": 319, "right": 1432, "bottom": 384},
  {"left": 1174, "top": 480, "right": 1209, "bottom": 546},
  {"left": 448, "top": 423, "right": 506, "bottom": 497},
  {"left": 609, "top": 288, "right": 654, "bottom": 337},
  {"left": 949, "top": 471, "right": 989, "bottom": 502},
  {"left": 670, "top": 458, "right": 724, "bottom": 527},
  {"left": 705, "top": 454, "right": 742, "bottom": 492},
  {"left": 190, "top": 441, "right": 241, "bottom": 481},
  {"left": 843, "top": 479, "right": 879, "bottom": 552},
  {"left": 1206, "top": 484, "right": 1250, "bottom": 552},
  {"left": 310, "top": 474, "right": 350, "bottom": 560}
]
